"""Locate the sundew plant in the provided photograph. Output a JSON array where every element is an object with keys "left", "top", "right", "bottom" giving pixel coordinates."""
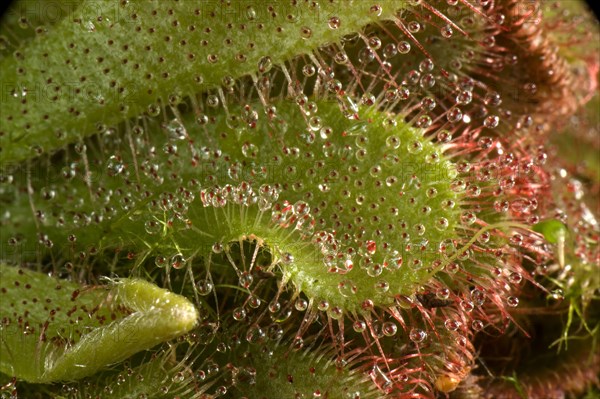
[{"left": 0, "top": 0, "right": 598, "bottom": 398}]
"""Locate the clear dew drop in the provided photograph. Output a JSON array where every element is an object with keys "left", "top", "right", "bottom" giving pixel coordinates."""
[
  {"left": 484, "top": 115, "right": 500, "bottom": 129},
  {"left": 441, "top": 24, "right": 453, "bottom": 38},
  {"left": 155, "top": 255, "right": 167, "bottom": 268},
  {"left": 241, "top": 142, "right": 258, "bottom": 158},
  {"left": 106, "top": 155, "right": 125, "bottom": 176},
  {"left": 147, "top": 103, "right": 161, "bottom": 116},
  {"left": 470, "top": 289, "right": 485, "bottom": 306},
  {"left": 366, "top": 263, "right": 383, "bottom": 277},
  {"left": 302, "top": 64, "right": 316, "bottom": 77},
  {"left": 353, "top": 320, "right": 367, "bottom": 333},
  {"left": 510, "top": 233, "right": 524, "bottom": 245},
  {"left": 409, "top": 328, "right": 427, "bottom": 343},
  {"left": 392, "top": 295, "right": 412, "bottom": 309},
  {"left": 360, "top": 92, "right": 376, "bottom": 107},
  {"left": 197, "top": 280, "right": 214, "bottom": 295},
  {"left": 268, "top": 300, "right": 280, "bottom": 313},
  {"left": 246, "top": 325, "right": 266, "bottom": 344},
  {"left": 40, "top": 187, "right": 56, "bottom": 200},
  {"left": 484, "top": 92, "right": 502, "bottom": 107},
  {"left": 384, "top": 136, "right": 400, "bottom": 151},
  {"left": 257, "top": 56, "right": 273, "bottom": 73},
  {"left": 232, "top": 366, "right": 257, "bottom": 386},
  {"left": 267, "top": 323, "right": 284, "bottom": 340},
  {"left": 478, "top": 137, "right": 493, "bottom": 149},
  {"left": 482, "top": 35, "right": 496, "bottom": 48},
  {"left": 317, "top": 300, "right": 329, "bottom": 312},
  {"left": 0, "top": 173, "right": 14, "bottom": 185},
  {"left": 338, "top": 280, "right": 357, "bottom": 297},
  {"left": 451, "top": 179, "right": 466, "bottom": 193},
  {"left": 407, "top": 141, "right": 423, "bottom": 154},
  {"left": 239, "top": 272, "right": 253, "bottom": 289},
  {"left": 292, "top": 336, "right": 304, "bottom": 350},
  {"left": 172, "top": 371, "right": 185, "bottom": 383},
  {"left": 368, "top": 36, "right": 382, "bottom": 50},
  {"left": 170, "top": 253, "right": 186, "bottom": 269},
  {"left": 460, "top": 300, "right": 474, "bottom": 312},
  {"left": 435, "top": 217, "right": 449, "bottom": 231},
  {"left": 444, "top": 319, "right": 461, "bottom": 331},
  {"left": 419, "top": 74, "right": 435, "bottom": 89},
  {"left": 491, "top": 12, "right": 505, "bottom": 25},
  {"left": 328, "top": 306, "right": 344, "bottom": 320},
  {"left": 207, "top": 94, "right": 219, "bottom": 107},
  {"left": 225, "top": 115, "right": 240, "bottom": 129},
  {"left": 383, "top": 43, "right": 397, "bottom": 58},
  {"left": 456, "top": 90, "right": 472, "bottom": 105},
  {"left": 164, "top": 118, "right": 187, "bottom": 140},
  {"left": 436, "top": 288, "right": 450, "bottom": 300},
  {"left": 163, "top": 143, "right": 177, "bottom": 155},
  {"left": 382, "top": 322, "right": 397, "bottom": 336},
  {"left": 144, "top": 220, "right": 161, "bottom": 234},
  {"left": 437, "top": 130, "right": 452, "bottom": 143},
  {"left": 196, "top": 114, "right": 208, "bottom": 125},
  {"left": 419, "top": 59, "right": 434, "bottom": 72},
  {"left": 334, "top": 51, "right": 348, "bottom": 64},
  {"left": 384, "top": 88, "right": 398, "bottom": 102},
  {"left": 84, "top": 20, "right": 96, "bottom": 32},
  {"left": 460, "top": 212, "right": 477, "bottom": 225},
  {"left": 328, "top": 16, "right": 341, "bottom": 29},
  {"left": 421, "top": 97, "right": 436, "bottom": 111},
  {"left": 206, "top": 361, "right": 220, "bottom": 376},
  {"left": 417, "top": 114, "right": 432, "bottom": 128},
  {"left": 243, "top": 5, "right": 257, "bottom": 19},
  {"left": 308, "top": 116, "right": 322, "bottom": 131},
  {"left": 294, "top": 298, "right": 308, "bottom": 311},
  {"left": 217, "top": 342, "right": 228, "bottom": 353},
  {"left": 447, "top": 106, "right": 463, "bottom": 123},
  {"left": 369, "top": 4, "right": 383, "bottom": 16},
  {"left": 398, "top": 41, "right": 411, "bottom": 54},
  {"left": 414, "top": 224, "right": 426, "bottom": 236},
  {"left": 374, "top": 280, "right": 389, "bottom": 293},
  {"left": 300, "top": 26, "right": 312, "bottom": 39},
  {"left": 407, "top": 21, "right": 420, "bottom": 33},
  {"left": 472, "top": 319, "right": 484, "bottom": 331},
  {"left": 233, "top": 307, "right": 247, "bottom": 321},
  {"left": 507, "top": 296, "right": 519, "bottom": 307},
  {"left": 508, "top": 272, "right": 523, "bottom": 284}
]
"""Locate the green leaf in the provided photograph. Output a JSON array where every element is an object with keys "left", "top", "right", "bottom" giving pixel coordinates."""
[
  {"left": 533, "top": 219, "right": 568, "bottom": 244},
  {"left": 0, "top": 0, "right": 404, "bottom": 162},
  {"left": 0, "top": 263, "right": 198, "bottom": 383}
]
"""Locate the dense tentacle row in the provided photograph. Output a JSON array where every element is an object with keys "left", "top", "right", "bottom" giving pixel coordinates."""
[
  {"left": 551, "top": 93, "right": 600, "bottom": 206},
  {"left": 472, "top": 0, "right": 599, "bottom": 129},
  {"left": 469, "top": 97, "right": 600, "bottom": 398},
  {"left": 0, "top": 0, "right": 598, "bottom": 398},
  {"left": 1, "top": 88, "right": 538, "bottom": 397}
]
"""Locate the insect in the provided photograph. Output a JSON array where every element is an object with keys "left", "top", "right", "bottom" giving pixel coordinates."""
[{"left": 416, "top": 292, "right": 453, "bottom": 309}]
